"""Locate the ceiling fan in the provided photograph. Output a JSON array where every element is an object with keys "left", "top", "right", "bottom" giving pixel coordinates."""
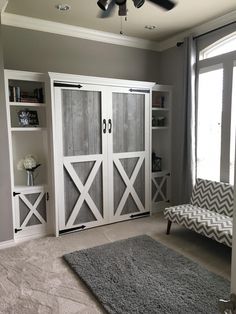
[{"left": 97, "top": 0, "right": 176, "bottom": 18}]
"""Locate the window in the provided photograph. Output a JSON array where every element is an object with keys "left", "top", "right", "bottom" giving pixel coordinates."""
[
  {"left": 230, "top": 66, "right": 236, "bottom": 184},
  {"left": 197, "top": 32, "right": 236, "bottom": 184},
  {"left": 200, "top": 32, "right": 236, "bottom": 60},
  {"left": 197, "top": 67, "right": 223, "bottom": 181}
]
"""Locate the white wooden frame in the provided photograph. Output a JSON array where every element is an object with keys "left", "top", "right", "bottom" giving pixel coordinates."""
[
  {"left": 50, "top": 72, "right": 154, "bottom": 235},
  {"left": 107, "top": 86, "right": 151, "bottom": 222},
  {"left": 4, "top": 70, "right": 52, "bottom": 240},
  {"left": 54, "top": 84, "right": 110, "bottom": 233},
  {"left": 151, "top": 84, "right": 172, "bottom": 213},
  {"left": 14, "top": 185, "right": 48, "bottom": 239}
]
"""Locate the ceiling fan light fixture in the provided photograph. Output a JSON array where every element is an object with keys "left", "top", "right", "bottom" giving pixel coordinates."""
[
  {"left": 132, "top": 0, "right": 145, "bottom": 8},
  {"left": 97, "top": 0, "right": 109, "bottom": 11},
  {"left": 118, "top": 3, "right": 128, "bottom": 16},
  {"left": 145, "top": 25, "right": 156, "bottom": 30},
  {"left": 55, "top": 4, "right": 71, "bottom": 11}
]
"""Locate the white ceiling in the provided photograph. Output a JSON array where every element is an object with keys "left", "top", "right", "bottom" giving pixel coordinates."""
[{"left": 4, "top": 0, "right": 236, "bottom": 42}]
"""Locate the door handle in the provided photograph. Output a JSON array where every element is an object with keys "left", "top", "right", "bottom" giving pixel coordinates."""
[
  {"left": 103, "top": 119, "right": 107, "bottom": 134},
  {"left": 108, "top": 119, "right": 112, "bottom": 133}
]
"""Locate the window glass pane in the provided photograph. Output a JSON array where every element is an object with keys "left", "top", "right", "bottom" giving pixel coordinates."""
[
  {"left": 229, "top": 66, "right": 236, "bottom": 184},
  {"left": 197, "top": 68, "right": 223, "bottom": 181}
]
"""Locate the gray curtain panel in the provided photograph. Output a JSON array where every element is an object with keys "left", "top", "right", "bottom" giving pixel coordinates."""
[{"left": 178, "top": 36, "right": 196, "bottom": 203}]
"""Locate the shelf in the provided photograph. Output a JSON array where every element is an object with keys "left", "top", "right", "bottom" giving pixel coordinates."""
[
  {"left": 14, "top": 185, "right": 48, "bottom": 193},
  {"left": 11, "top": 127, "right": 46, "bottom": 132},
  {"left": 9, "top": 102, "right": 46, "bottom": 107},
  {"left": 152, "top": 126, "right": 168, "bottom": 130},
  {"left": 152, "top": 170, "right": 170, "bottom": 178},
  {"left": 152, "top": 108, "right": 169, "bottom": 112}
]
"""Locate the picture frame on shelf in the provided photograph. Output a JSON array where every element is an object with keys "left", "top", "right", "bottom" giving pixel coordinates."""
[{"left": 17, "top": 109, "right": 39, "bottom": 127}]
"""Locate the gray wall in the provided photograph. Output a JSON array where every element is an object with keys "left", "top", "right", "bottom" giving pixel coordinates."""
[
  {"left": 159, "top": 45, "right": 185, "bottom": 204},
  {"left": 0, "top": 25, "right": 160, "bottom": 242},
  {"left": 2, "top": 26, "right": 160, "bottom": 82},
  {"left": 0, "top": 22, "right": 13, "bottom": 242}
]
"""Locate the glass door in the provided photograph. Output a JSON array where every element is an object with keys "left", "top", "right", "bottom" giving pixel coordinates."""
[
  {"left": 54, "top": 85, "right": 108, "bottom": 233},
  {"left": 197, "top": 65, "right": 223, "bottom": 181},
  {"left": 108, "top": 88, "right": 150, "bottom": 222},
  {"left": 230, "top": 65, "right": 236, "bottom": 184}
]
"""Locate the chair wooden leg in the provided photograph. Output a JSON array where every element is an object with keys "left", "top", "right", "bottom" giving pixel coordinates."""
[{"left": 166, "top": 220, "right": 172, "bottom": 235}]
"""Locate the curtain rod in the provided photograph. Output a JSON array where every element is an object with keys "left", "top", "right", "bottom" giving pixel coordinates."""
[{"left": 176, "top": 20, "right": 236, "bottom": 47}]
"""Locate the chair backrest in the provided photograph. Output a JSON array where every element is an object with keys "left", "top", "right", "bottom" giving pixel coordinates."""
[{"left": 190, "top": 178, "right": 234, "bottom": 217}]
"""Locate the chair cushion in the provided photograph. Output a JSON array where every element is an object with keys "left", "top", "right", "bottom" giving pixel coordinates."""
[
  {"left": 164, "top": 204, "right": 232, "bottom": 247},
  {"left": 190, "top": 178, "right": 234, "bottom": 217}
]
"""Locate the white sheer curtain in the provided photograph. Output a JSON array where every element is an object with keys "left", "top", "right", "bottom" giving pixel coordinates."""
[{"left": 178, "top": 36, "right": 196, "bottom": 203}]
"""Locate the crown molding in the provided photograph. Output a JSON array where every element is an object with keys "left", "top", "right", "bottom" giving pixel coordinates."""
[
  {"left": 158, "top": 10, "right": 236, "bottom": 51},
  {"left": 1, "top": 9, "right": 236, "bottom": 52},
  {"left": 1, "top": 13, "right": 161, "bottom": 52}
]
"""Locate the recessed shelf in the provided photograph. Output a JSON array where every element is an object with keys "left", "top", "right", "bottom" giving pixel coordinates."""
[
  {"left": 152, "top": 170, "right": 170, "bottom": 178},
  {"left": 9, "top": 102, "right": 46, "bottom": 107},
  {"left": 14, "top": 184, "right": 48, "bottom": 192},
  {"left": 152, "top": 126, "right": 168, "bottom": 130},
  {"left": 152, "top": 108, "right": 169, "bottom": 112},
  {"left": 11, "top": 127, "right": 46, "bottom": 132}
]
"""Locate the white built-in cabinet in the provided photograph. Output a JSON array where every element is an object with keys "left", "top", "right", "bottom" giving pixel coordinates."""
[
  {"left": 5, "top": 70, "right": 51, "bottom": 240},
  {"left": 151, "top": 84, "right": 172, "bottom": 211},
  {"left": 50, "top": 73, "right": 154, "bottom": 235},
  {"left": 4, "top": 70, "right": 172, "bottom": 240}
]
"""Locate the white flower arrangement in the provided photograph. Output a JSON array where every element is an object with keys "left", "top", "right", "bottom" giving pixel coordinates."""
[{"left": 17, "top": 154, "right": 41, "bottom": 171}]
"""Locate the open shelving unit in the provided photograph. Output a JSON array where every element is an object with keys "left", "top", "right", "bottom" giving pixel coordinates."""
[
  {"left": 5, "top": 70, "right": 51, "bottom": 240},
  {"left": 151, "top": 84, "right": 172, "bottom": 212}
]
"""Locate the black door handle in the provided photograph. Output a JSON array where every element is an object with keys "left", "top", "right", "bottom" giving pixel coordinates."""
[
  {"left": 103, "top": 119, "right": 107, "bottom": 133},
  {"left": 108, "top": 119, "right": 112, "bottom": 133}
]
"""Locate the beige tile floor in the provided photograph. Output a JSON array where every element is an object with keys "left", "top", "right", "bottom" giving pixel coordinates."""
[{"left": 0, "top": 212, "right": 231, "bottom": 314}]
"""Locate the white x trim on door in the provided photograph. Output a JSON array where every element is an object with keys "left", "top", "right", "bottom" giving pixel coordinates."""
[
  {"left": 152, "top": 176, "right": 168, "bottom": 202},
  {"left": 114, "top": 154, "right": 145, "bottom": 217},
  {"left": 63, "top": 156, "right": 104, "bottom": 228},
  {"left": 18, "top": 192, "right": 46, "bottom": 228}
]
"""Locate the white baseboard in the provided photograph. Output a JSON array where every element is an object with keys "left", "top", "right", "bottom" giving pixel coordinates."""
[
  {"left": 0, "top": 239, "right": 15, "bottom": 250},
  {"left": 15, "top": 232, "right": 49, "bottom": 244}
]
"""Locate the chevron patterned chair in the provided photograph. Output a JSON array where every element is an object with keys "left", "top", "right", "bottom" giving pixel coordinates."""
[{"left": 164, "top": 178, "right": 234, "bottom": 247}]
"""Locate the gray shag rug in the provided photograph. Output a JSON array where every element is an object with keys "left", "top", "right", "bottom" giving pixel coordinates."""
[{"left": 63, "top": 235, "right": 230, "bottom": 314}]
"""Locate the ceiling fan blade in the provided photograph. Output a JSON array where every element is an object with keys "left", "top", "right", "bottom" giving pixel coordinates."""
[
  {"left": 148, "top": 0, "right": 176, "bottom": 11},
  {"left": 98, "top": 0, "right": 116, "bottom": 18}
]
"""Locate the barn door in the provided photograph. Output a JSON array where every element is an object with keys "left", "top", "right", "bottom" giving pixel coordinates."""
[
  {"left": 108, "top": 87, "right": 150, "bottom": 222},
  {"left": 54, "top": 84, "right": 108, "bottom": 234}
]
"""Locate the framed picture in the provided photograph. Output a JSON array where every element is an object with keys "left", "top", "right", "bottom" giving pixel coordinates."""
[{"left": 18, "top": 109, "right": 39, "bottom": 127}]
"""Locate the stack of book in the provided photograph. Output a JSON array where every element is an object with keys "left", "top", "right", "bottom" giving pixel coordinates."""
[
  {"left": 9, "top": 87, "right": 44, "bottom": 103},
  {"left": 9, "top": 86, "right": 21, "bottom": 102}
]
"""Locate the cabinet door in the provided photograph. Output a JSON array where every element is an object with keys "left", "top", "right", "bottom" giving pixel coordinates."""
[
  {"left": 14, "top": 187, "right": 48, "bottom": 238},
  {"left": 54, "top": 85, "right": 108, "bottom": 234},
  {"left": 108, "top": 88, "right": 150, "bottom": 222}
]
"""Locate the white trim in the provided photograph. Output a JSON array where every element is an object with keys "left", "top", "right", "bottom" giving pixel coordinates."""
[
  {"left": 200, "top": 31, "right": 236, "bottom": 60},
  {"left": 1, "top": 13, "right": 160, "bottom": 52},
  {"left": 49, "top": 72, "right": 155, "bottom": 89},
  {"left": 0, "top": 239, "right": 15, "bottom": 250},
  {"left": 4, "top": 69, "right": 45, "bottom": 81},
  {"left": 1, "top": 10, "right": 236, "bottom": 51}
]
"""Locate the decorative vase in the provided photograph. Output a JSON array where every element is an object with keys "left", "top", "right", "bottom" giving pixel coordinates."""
[{"left": 26, "top": 170, "right": 34, "bottom": 186}]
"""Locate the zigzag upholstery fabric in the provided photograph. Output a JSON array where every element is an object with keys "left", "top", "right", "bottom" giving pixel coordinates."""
[
  {"left": 190, "top": 178, "right": 234, "bottom": 217},
  {"left": 164, "top": 179, "right": 234, "bottom": 247},
  {"left": 165, "top": 204, "right": 232, "bottom": 247}
]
